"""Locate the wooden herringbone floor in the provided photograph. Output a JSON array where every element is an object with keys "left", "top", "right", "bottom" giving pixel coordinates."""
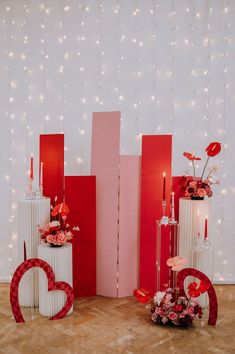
[{"left": 0, "top": 284, "right": 235, "bottom": 354}]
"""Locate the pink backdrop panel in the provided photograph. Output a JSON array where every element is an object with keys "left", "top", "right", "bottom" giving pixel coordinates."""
[
  {"left": 40, "top": 134, "right": 64, "bottom": 203},
  {"left": 65, "top": 176, "right": 96, "bottom": 297},
  {"left": 118, "top": 155, "right": 141, "bottom": 297},
  {"left": 91, "top": 111, "right": 120, "bottom": 297},
  {"left": 140, "top": 135, "right": 172, "bottom": 292}
]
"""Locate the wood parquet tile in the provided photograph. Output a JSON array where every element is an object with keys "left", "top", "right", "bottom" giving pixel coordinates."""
[{"left": 0, "top": 284, "right": 235, "bottom": 354}]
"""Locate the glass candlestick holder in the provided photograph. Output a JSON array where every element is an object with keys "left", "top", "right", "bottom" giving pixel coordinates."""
[
  {"left": 160, "top": 200, "right": 169, "bottom": 225},
  {"left": 156, "top": 220, "right": 180, "bottom": 292}
]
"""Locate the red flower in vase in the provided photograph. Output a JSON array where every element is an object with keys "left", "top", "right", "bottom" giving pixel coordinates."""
[
  {"left": 51, "top": 202, "right": 69, "bottom": 218},
  {"left": 181, "top": 142, "right": 221, "bottom": 199},
  {"left": 183, "top": 152, "right": 201, "bottom": 161},
  {"left": 206, "top": 142, "right": 221, "bottom": 157}
]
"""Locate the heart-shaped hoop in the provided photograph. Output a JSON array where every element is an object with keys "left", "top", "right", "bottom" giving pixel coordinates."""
[
  {"left": 177, "top": 267, "right": 218, "bottom": 326},
  {"left": 10, "top": 258, "right": 74, "bottom": 323}
]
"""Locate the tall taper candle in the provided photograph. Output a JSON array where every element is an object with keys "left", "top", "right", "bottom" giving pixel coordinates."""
[
  {"left": 204, "top": 216, "right": 208, "bottom": 239},
  {"left": 171, "top": 192, "right": 175, "bottom": 219},
  {"left": 30, "top": 154, "right": 34, "bottom": 179},
  {"left": 24, "top": 240, "right": 27, "bottom": 261},
  {"left": 163, "top": 172, "right": 166, "bottom": 201},
  {"left": 40, "top": 162, "right": 43, "bottom": 191}
]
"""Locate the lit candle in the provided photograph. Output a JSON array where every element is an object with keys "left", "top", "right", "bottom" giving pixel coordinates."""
[
  {"left": 24, "top": 240, "right": 27, "bottom": 261},
  {"left": 30, "top": 154, "right": 34, "bottom": 179},
  {"left": 163, "top": 172, "right": 166, "bottom": 201},
  {"left": 204, "top": 216, "right": 208, "bottom": 239},
  {"left": 171, "top": 192, "right": 175, "bottom": 219},
  {"left": 39, "top": 162, "right": 43, "bottom": 189}
]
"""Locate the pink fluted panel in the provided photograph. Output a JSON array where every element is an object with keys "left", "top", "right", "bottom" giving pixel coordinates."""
[
  {"left": 91, "top": 112, "right": 120, "bottom": 297},
  {"left": 118, "top": 156, "right": 140, "bottom": 297}
]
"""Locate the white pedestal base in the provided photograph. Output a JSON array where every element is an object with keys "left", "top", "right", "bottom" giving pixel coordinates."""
[
  {"left": 179, "top": 198, "right": 213, "bottom": 307},
  {"left": 38, "top": 243, "right": 73, "bottom": 317},
  {"left": 17, "top": 198, "right": 50, "bottom": 307}
]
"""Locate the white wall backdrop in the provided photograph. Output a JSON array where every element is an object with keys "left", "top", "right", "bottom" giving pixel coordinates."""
[{"left": 0, "top": 0, "right": 234, "bottom": 283}]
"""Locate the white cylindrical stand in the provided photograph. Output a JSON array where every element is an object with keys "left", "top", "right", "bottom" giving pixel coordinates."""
[
  {"left": 17, "top": 198, "right": 50, "bottom": 307},
  {"left": 179, "top": 198, "right": 213, "bottom": 307},
  {"left": 38, "top": 243, "right": 73, "bottom": 317}
]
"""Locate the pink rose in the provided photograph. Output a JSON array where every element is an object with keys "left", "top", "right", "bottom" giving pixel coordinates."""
[
  {"left": 56, "top": 232, "right": 67, "bottom": 245},
  {"left": 168, "top": 311, "right": 178, "bottom": 321},
  {"left": 198, "top": 188, "right": 207, "bottom": 197},
  {"left": 189, "top": 180, "right": 197, "bottom": 188},
  {"left": 46, "top": 234, "right": 56, "bottom": 244}
]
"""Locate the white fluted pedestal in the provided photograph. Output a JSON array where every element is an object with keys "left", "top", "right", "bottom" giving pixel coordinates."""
[
  {"left": 38, "top": 243, "right": 73, "bottom": 317},
  {"left": 17, "top": 198, "right": 50, "bottom": 307},
  {"left": 179, "top": 198, "right": 213, "bottom": 307}
]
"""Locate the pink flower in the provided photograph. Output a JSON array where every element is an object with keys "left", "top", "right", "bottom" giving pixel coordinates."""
[
  {"left": 168, "top": 312, "right": 178, "bottom": 321},
  {"left": 65, "top": 231, "right": 73, "bottom": 240},
  {"left": 186, "top": 306, "right": 194, "bottom": 315},
  {"left": 189, "top": 180, "right": 197, "bottom": 188},
  {"left": 46, "top": 234, "right": 56, "bottom": 244},
  {"left": 56, "top": 232, "right": 67, "bottom": 245},
  {"left": 198, "top": 188, "right": 207, "bottom": 197}
]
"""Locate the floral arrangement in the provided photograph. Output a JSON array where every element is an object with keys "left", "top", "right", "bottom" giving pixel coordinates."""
[
  {"left": 150, "top": 287, "right": 203, "bottom": 327},
  {"left": 38, "top": 202, "right": 79, "bottom": 247},
  {"left": 134, "top": 257, "right": 211, "bottom": 328},
  {"left": 181, "top": 142, "right": 221, "bottom": 199}
]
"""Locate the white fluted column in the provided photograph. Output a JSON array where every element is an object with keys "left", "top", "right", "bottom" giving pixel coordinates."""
[
  {"left": 38, "top": 243, "right": 73, "bottom": 317},
  {"left": 179, "top": 198, "right": 213, "bottom": 307},
  {"left": 17, "top": 198, "right": 50, "bottom": 307}
]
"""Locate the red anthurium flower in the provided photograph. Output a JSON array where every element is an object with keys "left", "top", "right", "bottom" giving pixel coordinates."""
[
  {"left": 51, "top": 202, "right": 69, "bottom": 217},
  {"left": 206, "top": 142, "right": 221, "bottom": 157},
  {"left": 183, "top": 152, "right": 201, "bottom": 161},
  {"left": 188, "top": 281, "right": 210, "bottom": 297},
  {"left": 133, "top": 288, "right": 154, "bottom": 304}
]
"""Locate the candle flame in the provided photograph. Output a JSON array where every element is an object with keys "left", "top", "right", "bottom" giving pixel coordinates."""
[{"left": 163, "top": 172, "right": 166, "bottom": 177}]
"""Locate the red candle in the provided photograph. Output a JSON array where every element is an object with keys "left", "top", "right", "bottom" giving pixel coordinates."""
[
  {"left": 204, "top": 216, "right": 208, "bottom": 239},
  {"left": 30, "top": 154, "right": 34, "bottom": 179},
  {"left": 23, "top": 240, "right": 27, "bottom": 261},
  {"left": 40, "top": 162, "right": 43, "bottom": 188},
  {"left": 163, "top": 172, "right": 166, "bottom": 201}
]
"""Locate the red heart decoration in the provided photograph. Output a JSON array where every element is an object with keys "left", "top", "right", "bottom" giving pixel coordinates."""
[
  {"left": 10, "top": 258, "right": 74, "bottom": 323},
  {"left": 177, "top": 268, "right": 218, "bottom": 326}
]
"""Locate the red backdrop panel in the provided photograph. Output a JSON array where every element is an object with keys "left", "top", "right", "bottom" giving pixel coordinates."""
[
  {"left": 140, "top": 135, "right": 172, "bottom": 292},
  {"left": 65, "top": 176, "right": 96, "bottom": 297},
  {"left": 40, "top": 134, "right": 64, "bottom": 203}
]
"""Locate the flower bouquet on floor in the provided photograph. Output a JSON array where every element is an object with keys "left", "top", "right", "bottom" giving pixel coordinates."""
[
  {"left": 38, "top": 201, "right": 79, "bottom": 247},
  {"left": 150, "top": 287, "right": 203, "bottom": 327},
  {"left": 134, "top": 257, "right": 212, "bottom": 328},
  {"left": 180, "top": 142, "right": 221, "bottom": 200}
]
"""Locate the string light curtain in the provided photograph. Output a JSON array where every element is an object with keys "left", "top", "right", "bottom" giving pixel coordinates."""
[{"left": 0, "top": 0, "right": 234, "bottom": 284}]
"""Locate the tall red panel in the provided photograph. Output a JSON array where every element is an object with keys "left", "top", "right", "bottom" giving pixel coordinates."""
[
  {"left": 140, "top": 135, "right": 172, "bottom": 291},
  {"left": 65, "top": 176, "right": 96, "bottom": 297},
  {"left": 40, "top": 134, "right": 64, "bottom": 203}
]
